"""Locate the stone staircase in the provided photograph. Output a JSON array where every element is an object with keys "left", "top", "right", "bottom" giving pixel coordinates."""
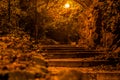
[
  {"left": 40, "top": 45, "right": 120, "bottom": 80},
  {"left": 40, "top": 45, "right": 108, "bottom": 67}
]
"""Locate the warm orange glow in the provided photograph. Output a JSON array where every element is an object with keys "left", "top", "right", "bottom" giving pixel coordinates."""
[{"left": 64, "top": 3, "right": 70, "bottom": 8}]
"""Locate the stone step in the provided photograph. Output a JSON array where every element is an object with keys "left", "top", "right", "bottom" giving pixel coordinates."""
[
  {"left": 42, "top": 52, "right": 105, "bottom": 59},
  {"left": 40, "top": 45, "right": 104, "bottom": 53},
  {"left": 40, "top": 45, "right": 77, "bottom": 47},
  {"left": 41, "top": 47, "right": 85, "bottom": 52},
  {"left": 40, "top": 45, "right": 86, "bottom": 50},
  {"left": 41, "top": 47, "right": 85, "bottom": 50},
  {"left": 48, "top": 67, "right": 120, "bottom": 80},
  {"left": 43, "top": 51, "right": 105, "bottom": 54},
  {"left": 48, "top": 67, "right": 120, "bottom": 74},
  {"left": 41, "top": 48, "right": 104, "bottom": 53},
  {"left": 45, "top": 59, "right": 109, "bottom": 67},
  {"left": 42, "top": 50, "right": 104, "bottom": 53}
]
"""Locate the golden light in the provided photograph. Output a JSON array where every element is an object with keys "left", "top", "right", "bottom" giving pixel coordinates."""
[{"left": 64, "top": 3, "right": 70, "bottom": 8}]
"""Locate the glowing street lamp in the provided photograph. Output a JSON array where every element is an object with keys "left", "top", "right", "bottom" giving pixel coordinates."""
[{"left": 64, "top": 3, "right": 70, "bottom": 8}]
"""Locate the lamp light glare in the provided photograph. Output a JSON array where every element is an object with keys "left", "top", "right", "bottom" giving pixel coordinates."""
[{"left": 64, "top": 3, "right": 70, "bottom": 8}]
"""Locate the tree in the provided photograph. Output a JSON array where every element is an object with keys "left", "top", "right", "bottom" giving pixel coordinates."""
[{"left": 78, "top": 0, "right": 120, "bottom": 51}]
